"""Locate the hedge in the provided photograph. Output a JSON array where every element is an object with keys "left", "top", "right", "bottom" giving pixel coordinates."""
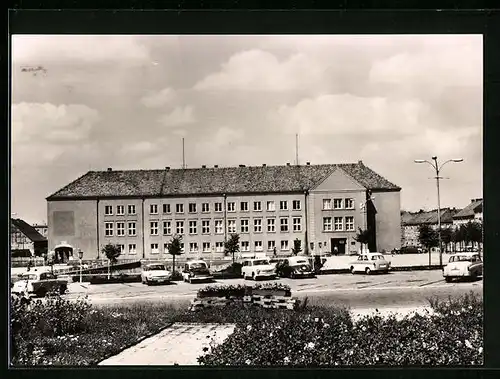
[
  {"left": 88, "top": 274, "right": 142, "bottom": 284},
  {"left": 197, "top": 283, "right": 291, "bottom": 298}
]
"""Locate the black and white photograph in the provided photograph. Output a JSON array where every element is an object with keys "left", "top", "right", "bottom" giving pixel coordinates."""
[{"left": 10, "top": 32, "right": 483, "bottom": 366}]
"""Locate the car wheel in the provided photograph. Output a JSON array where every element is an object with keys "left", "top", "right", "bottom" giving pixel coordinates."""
[
  {"left": 365, "top": 268, "right": 371, "bottom": 275},
  {"left": 350, "top": 266, "right": 355, "bottom": 274},
  {"left": 59, "top": 284, "right": 67, "bottom": 295}
]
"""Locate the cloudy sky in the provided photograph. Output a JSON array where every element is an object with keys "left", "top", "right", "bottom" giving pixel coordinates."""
[{"left": 11, "top": 35, "right": 482, "bottom": 224}]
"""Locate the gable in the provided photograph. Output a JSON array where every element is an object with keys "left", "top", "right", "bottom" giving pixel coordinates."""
[{"left": 312, "top": 167, "right": 366, "bottom": 192}]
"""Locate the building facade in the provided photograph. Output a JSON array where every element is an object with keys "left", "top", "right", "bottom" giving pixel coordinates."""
[
  {"left": 46, "top": 162, "right": 401, "bottom": 260},
  {"left": 11, "top": 218, "right": 48, "bottom": 257},
  {"left": 453, "top": 198, "right": 483, "bottom": 227},
  {"left": 33, "top": 223, "right": 48, "bottom": 238}
]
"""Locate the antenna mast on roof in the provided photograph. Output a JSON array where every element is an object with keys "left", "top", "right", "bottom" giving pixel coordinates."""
[
  {"left": 182, "top": 138, "right": 186, "bottom": 169},
  {"left": 295, "top": 133, "right": 299, "bottom": 166}
]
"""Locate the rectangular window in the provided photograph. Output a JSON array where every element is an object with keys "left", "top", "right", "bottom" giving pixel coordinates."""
[
  {"left": 105, "top": 205, "right": 113, "bottom": 215},
  {"left": 202, "top": 220, "right": 210, "bottom": 234},
  {"left": 215, "top": 220, "right": 223, "bottom": 234},
  {"left": 163, "top": 221, "right": 172, "bottom": 235},
  {"left": 227, "top": 220, "right": 236, "bottom": 233},
  {"left": 150, "top": 204, "right": 158, "bottom": 214},
  {"left": 240, "top": 202, "right": 249, "bottom": 212},
  {"left": 240, "top": 219, "right": 249, "bottom": 233},
  {"left": 163, "top": 243, "right": 169, "bottom": 254},
  {"left": 215, "top": 241, "right": 224, "bottom": 252},
  {"left": 254, "top": 201, "right": 262, "bottom": 211},
  {"left": 202, "top": 203, "right": 210, "bottom": 213},
  {"left": 333, "top": 199, "right": 343, "bottom": 209},
  {"left": 189, "top": 203, "right": 197, "bottom": 213},
  {"left": 227, "top": 202, "right": 236, "bottom": 212},
  {"left": 241, "top": 241, "right": 249, "bottom": 252},
  {"left": 128, "top": 244, "right": 137, "bottom": 255},
  {"left": 280, "top": 200, "right": 288, "bottom": 210},
  {"left": 334, "top": 216, "right": 343, "bottom": 231},
  {"left": 105, "top": 222, "right": 114, "bottom": 236},
  {"left": 292, "top": 200, "right": 301, "bottom": 210},
  {"left": 176, "top": 221, "right": 184, "bottom": 235},
  {"left": 345, "top": 198, "right": 354, "bottom": 209},
  {"left": 323, "top": 217, "right": 332, "bottom": 232},
  {"left": 151, "top": 243, "right": 159, "bottom": 254},
  {"left": 116, "top": 222, "right": 125, "bottom": 236},
  {"left": 254, "top": 218, "right": 262, "bottom": 233},
  {"left": 215, "top": 202, "right": 223, "bottom": 212},
  {"left": 280, "top": 218, "right": 289, "bottom": 232},
  {"left": 292, "top": 217, "right": 302, "bottom": 232},
  {"left": 163, "top": 204, "right": 171, "bottom": 214},
  {"left": 176, "top": 204, "right": 184, "bottom": 213},
  {"left": 323, "top": 199, "right": 332, "bottom": 210},
  {"left": 345, "top": 216, "right": 355, "bottom": 231},
  {"left": 281, "top": 240, "right": 289, "bottom": 251},
  {"left": 117, "top": 205, "right": 125, "bottom": 215},
  {"left": 128, "top": 222, "right": 137, "bottom": 236},
  {"left": 267, "top": 201, "right": 275, "bottom": 211},
  {"left": 202, "top": 242, "right": 211, "bottom": 252},
  {"left": 267, "top": 240, "right": 276, "bottom": 251},
  {"left": 267, "top": 218, "right": 276, "bottom": 233},
  {"left": 150, "top": 221, "right": 158, "bottom": 235},
  {"left": 117, "top": 244, "right": 125, "bottom": 254},
  {"left": 189, "top": 220, "right": 197, "bottom": 234},
  {"left": 255, "top": 241, "right": 263, "bottom": 252},
  {"left": 189, "top": 242, "right": 198, "bottom": 253},
  {"left": 128, "top": 204, "right": 136, "bottom": 215}
]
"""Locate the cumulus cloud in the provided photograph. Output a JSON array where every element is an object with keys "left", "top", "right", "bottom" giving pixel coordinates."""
[
  {"left": 12, "top": 35, "right": 150, "bottom": 64},
  {"left": 158, "top": 106, "right": 196, "bottom": 127},
  {"left": 141, "top": 87, "right": 176, "bottom": 108},
  {"left": 271, "top": 94, "right": 427, "bottom": 135},
  {"left": 193, "top": 49, "right": 326, "bottom": 92}
]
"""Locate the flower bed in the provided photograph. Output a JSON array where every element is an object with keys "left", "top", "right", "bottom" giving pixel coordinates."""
[
  {"left": 197, "top": 283, "right": 291, "bottom": 298},
  {"left": 88, "top": 274, "right": 142, "bottom": 284}
]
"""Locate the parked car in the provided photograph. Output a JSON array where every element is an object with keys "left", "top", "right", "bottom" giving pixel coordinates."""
[
  {"left": 399, "top": 246, "right": 425, "bottom": 254},
  {"left": 241, "top": 258, "right": 277, "bottom": 280},
  {"left": 141, "top": 263, "right": 172, "bottom": 285},
  {"left": 182, "top": 260, "right": 213, "bottom": 283},
  {"left": 349, "top": 253, "right": 391, "bottom": 274},
  {"left": 276, "top": 256, "right": 315, "bottom": 279},
  {"left": 11, "top": 270, "right": 68, "bottom": 297},
  {"left": 443, "top": 252, "right": 483, "bottom": 282}
]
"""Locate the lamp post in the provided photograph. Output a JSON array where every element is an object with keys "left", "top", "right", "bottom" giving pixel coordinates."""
[
  {"left": 78, "top": 249, "right": 84, "bottom": 283},
  {"left": 414, "top": 157, "right": 463, "bottom": 267}
]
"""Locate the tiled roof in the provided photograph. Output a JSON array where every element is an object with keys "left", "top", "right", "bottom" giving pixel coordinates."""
[
  {"left": 403, "top": 208, "right": 459, "bottom": 226},
  {"left": 453, "top": 199, "right": 483, "bottom": 219},
  {"left": 11, "top": 218, "right": 47, "bottom": 242},
  {"left": 47, "top": 162, "right": 401, "bottom": 200}
]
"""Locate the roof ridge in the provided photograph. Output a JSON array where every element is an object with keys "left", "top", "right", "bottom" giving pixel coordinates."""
[{"left": 46, "top": 171, "right": 93, "bottom": 200}]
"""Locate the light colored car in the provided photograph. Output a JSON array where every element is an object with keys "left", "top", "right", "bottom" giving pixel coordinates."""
[
  {"left": 141, "top": 263, "right": 172, "bottom": 285},
  {"left": 182, "top": 260, "right": 213, "bottom": 283},
  {"left": 443, "top": 252, "right": 483, "bottom": 282},
  {"left": 277, "top": 256, "right": 315, "bottom": 278},
  {"left": 11, "top": 270, "right": 68, "bottom": 297},
  {"left": 241, "top": 258, "right": 277, "bottom": 280},
  {"left": 349, "top": 253, "right": 391, "bottom": 275}
]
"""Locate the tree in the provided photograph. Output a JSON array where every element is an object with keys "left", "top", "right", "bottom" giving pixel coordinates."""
[
  {"left": 101, "top": 243, "right": 121, "bottom": 279},
  {"left": 354, "top": 228, "right": 371, "bottom": 253},
  {"left": 166, "top": 235, "right": 183, "bottom": 276},
  {"left": 441, "top": 228, "right": 453, "bottom": 253},
  {"left": 224, "top": 233, "right": 240, "bottom": 264},
  {"left": 291, "top": 238, "right": 302, "bottom": 256},
  {"left": 465, "top": 221, "right": 483, "bottom": 251},
  {"left": 418, "top": 224, "right": 438, "bottom": 251}
]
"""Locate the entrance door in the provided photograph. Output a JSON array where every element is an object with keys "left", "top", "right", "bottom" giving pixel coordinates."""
[{"left": 331, "top": 238, "right": 347, "bottom": 255}]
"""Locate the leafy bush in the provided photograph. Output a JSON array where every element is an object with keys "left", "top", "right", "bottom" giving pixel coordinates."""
[{"left": 197, "top": 283, "right": 291, "bottom": 298}]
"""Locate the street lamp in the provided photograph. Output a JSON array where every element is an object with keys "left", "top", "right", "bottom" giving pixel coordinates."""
[
  {"left": 78, "top": 249, "right": 84, "bottom": 283},
  {"left": 414, "top": 156, "right": 464, "bottom": 267}
]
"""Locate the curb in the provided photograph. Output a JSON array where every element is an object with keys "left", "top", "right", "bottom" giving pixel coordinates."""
[{"left": 317, "top": 265, "right": 443, "bottom": 275}]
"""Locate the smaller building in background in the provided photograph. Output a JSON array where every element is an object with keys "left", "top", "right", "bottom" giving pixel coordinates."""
[
  {"left": 452, "top": 198, "right": 483, "bottom": 227},
  {"left": 11, "top": 218, "right": 48, "bottom": 257},
  {"left": 33, "top": 223, "right": 48, "bottom": 238}
]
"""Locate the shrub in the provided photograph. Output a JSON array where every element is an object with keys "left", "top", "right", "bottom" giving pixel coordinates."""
[{"left": 197, "top": 283, "right": 291, "bottom": 298}]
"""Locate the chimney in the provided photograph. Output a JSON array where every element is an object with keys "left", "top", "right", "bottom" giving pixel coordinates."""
[
  {"left": 286, "top": 163, "right": 290, "bottom": 166},
  {"left": 202, "top": 165, "right": 206, "bottom": 168},
  {"left": 239, "top": 164, "right": 245, "bottom": 167},
  {"left": 306, "top": 162, "right": 311, "bottom": 166},
  {"left": 214, "top": 165, "right": 218, "bottom": 168},
  {"left": 262, "top": 164, "right": 267, "bottom": 167},
  {"left": 165, "top": 166, "right": 170, "bottom": 170},
  {"left": 358, "top": 160, "right": 363, "bottom": 165},
  {"left": 107, "top": 168, "right": 112, "bottom": 172}
]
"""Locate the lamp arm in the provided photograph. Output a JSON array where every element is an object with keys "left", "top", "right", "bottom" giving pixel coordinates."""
[{"left": 438, "top": 159, "right": 456, "bottom": 172}]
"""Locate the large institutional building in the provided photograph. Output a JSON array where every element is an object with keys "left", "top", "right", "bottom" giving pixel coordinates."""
[{"left": 46, "top": 161, "right": 401, "bottom": 261}]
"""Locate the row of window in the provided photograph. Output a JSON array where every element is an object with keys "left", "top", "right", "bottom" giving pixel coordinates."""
[
  {"left": 104, "top": 217, "right": 305, "bottom": 237},
  {"left": 117, "top": 240, "right": 294, "bottom": 255},
  {"left": 323, "top": 216, "right": 355, "bottom": 231},
  {"left": 322, "top": 198, "right": 355, "bottom": 210},
  {"left": 103, "top": 200, "right": 304, "bottom": 216}
]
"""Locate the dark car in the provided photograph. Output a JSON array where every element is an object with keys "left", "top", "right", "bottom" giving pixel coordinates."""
[
  {"left": 276, "top": 256, "right": 315, "bottom": 279},
  {"left": 400, "top": 246, "right": 425, "bottom": 254}
]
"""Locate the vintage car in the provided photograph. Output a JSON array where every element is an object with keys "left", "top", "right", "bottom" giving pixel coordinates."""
[
  {"left": 349, "top": 253, "right": 391, "bottom": 274},
  {"left": 241, "top": 258, "right": 277, "bottom": 280},
  {"left": 182, "top": 260, "right": 213, "bottom": 284},
  {"left": 443, "top": 252, "right": 483, "bottom": 282},
  {"left": 11, "top": 270, "right": 68, "bottom": 297},
  {"left": 276, "top": 256, "right": 315, "bottom": 279},
  {"left": 141, "top": 263, "right": 172, "bottom": 285}
]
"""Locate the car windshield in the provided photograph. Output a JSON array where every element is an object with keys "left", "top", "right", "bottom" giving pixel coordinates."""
[
  {"left": 19, "top": 274, "right": 37, "bottom": 280},
  {"left": 190, "top": 262, "right": 207, "bottom": 269},
  {"left": 449, "top": 255, "right": 478, "bottom": 263},
  {"left": 253, "top": 260, "right": 270, "bottom": 266},
  {"left": 371, "top": 255, "right": 385, "bottom": 260},
  {"left": 147, "top": 265, "right": 166, "bottom": 271}
]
